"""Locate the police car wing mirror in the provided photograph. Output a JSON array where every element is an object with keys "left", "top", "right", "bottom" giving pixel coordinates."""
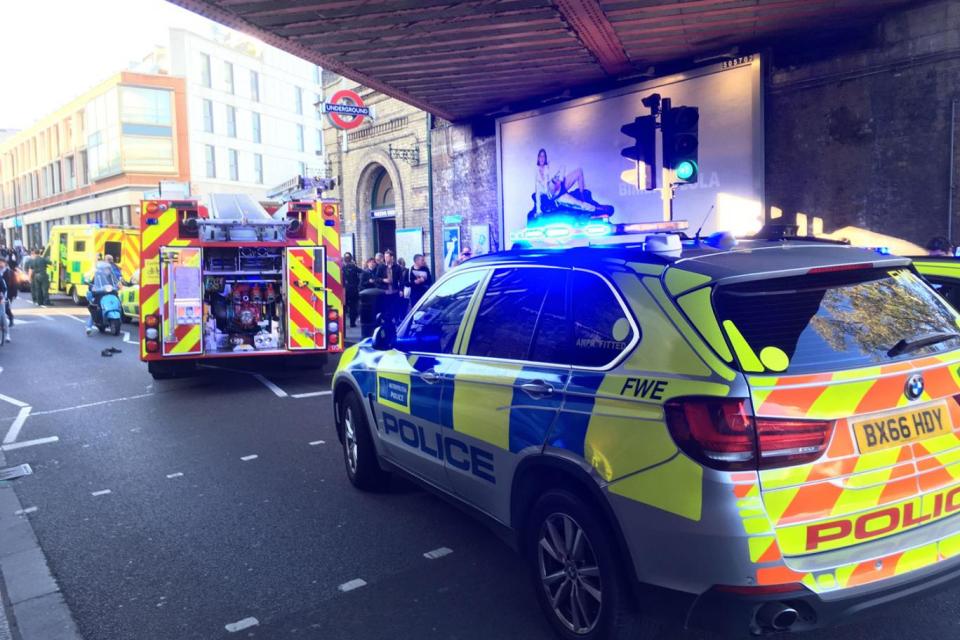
[{"left": 371, "top": 314, "right": 396, "bottom": 350}]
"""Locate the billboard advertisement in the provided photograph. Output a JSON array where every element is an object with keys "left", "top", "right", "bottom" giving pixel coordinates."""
[{"left": 497, "top": 56, "right": 763, "bottom": 243}]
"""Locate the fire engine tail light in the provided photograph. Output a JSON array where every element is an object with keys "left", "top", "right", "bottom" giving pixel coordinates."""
[
  {"left": 664, "top": 398, "right": 834, "bottom": 471},
  {"left": 145, "top": 202, "right": 168, "bottom": 215},
  {"left": 145, "top": 340, "right": 160, "bottom": 353},
  {"left": 145, "top": 314, "right": 160, "bottom": 328},
  {"left": 322, "top": 204, "right": 336, "bottom": 217},
  {"left": 329, "top": 333, "right": 339, "bottom": 345}
]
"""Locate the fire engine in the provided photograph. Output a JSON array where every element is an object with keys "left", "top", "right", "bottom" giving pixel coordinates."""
[{"left": 138, "top": 193, "right": 344, "bottom": 379}]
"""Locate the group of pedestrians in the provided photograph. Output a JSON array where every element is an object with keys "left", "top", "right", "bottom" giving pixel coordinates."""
[
  {"left": 0, "top": 245, "right": 53, "bottom": 342},
  {"left": 341, "top": 249, "right": 433, "bottom": 327}
]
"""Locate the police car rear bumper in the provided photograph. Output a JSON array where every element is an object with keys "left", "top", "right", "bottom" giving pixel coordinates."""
[{"left": 684, "top": 552, "right": 960, "bottom": 635}]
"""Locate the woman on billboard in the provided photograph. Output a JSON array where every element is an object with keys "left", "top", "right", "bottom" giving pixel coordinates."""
[{"left": 532, "top": 148, "right": 613, "bottom": 220}]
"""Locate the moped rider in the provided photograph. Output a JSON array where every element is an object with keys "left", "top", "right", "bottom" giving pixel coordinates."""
[{"left": 84, "top": 258, "right": 121, "bottom": 337}]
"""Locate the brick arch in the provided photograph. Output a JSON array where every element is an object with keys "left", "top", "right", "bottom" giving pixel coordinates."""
[{"left": 352, "top": 150, "right": 405, "bottom": 260}]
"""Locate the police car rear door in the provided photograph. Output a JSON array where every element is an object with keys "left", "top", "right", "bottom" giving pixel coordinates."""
[
  {"left": 445, "top": 266, "right": 570, "bottom": 519},
  {"left": 371, "top": 269, "right": 488, "bottom": 487}
]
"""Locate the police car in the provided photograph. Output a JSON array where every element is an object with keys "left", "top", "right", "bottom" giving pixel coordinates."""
[{"left": 332, "top": 226, "right": 960, "bottom": 639}]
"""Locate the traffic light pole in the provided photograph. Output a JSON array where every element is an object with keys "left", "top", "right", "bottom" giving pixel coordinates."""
[{"left": 660, "top": 173, "right": 676, "bottom": 222}]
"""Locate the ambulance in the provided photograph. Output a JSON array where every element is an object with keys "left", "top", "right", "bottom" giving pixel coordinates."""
[
  {"left": 138, "top": 194, "right": 344, "bottom": 379},
  {"left": 332, "top": 222, "right": 960, "bottom": 639},
  {"left": 44, "top": 224, "right": 140, "bottom": 304}
]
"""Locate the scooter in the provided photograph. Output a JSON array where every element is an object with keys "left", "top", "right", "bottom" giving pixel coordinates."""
[{"left": 89, "top": 286, "right": 123, "bottom": 336}]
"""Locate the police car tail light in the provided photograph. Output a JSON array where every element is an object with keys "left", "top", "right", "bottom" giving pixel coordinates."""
[
  {"left": 665, "top": 398, "right": 756, "bottom": 471},
  {"left": 755, "top": 416, "right": 834, "bottom": 469},
  {"left": 666, "top": 398, "right": 834, "bottom": 471}
]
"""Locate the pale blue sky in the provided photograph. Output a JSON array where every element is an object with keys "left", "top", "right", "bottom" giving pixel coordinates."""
[{"left": 0, "top": 0, "right": 238, "bottom": 129}]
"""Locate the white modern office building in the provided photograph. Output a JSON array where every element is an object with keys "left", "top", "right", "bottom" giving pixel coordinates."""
[{"left": 138, "top": 27, "right": 325, "bottom": 199}]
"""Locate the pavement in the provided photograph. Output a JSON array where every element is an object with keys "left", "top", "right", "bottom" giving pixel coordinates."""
[{"left": 0, "top": 297, "right": 959, "bottom": 640}]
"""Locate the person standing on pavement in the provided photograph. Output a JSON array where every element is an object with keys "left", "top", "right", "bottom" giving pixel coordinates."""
[
  {"left": 0, "top": 258, "right": 19, "bottom": 330},
  {"left": 374, "top": 250, "right": 403, "bottom": 323},
  {"left": 361, "top": 258, "right": 378, "bottom": 290},
  {"left": 29, "top": 249, "right": 52, "bottom": 306},
  {"left": 342, "top": 252, "right": 361, "bottom": 328},
  {"left": 374, "top": 252, "right": 384, "bottom": 267},
  {"left": 22, "top": 250, "right": 35, "bottom": 303},
  {"left": 0, "top": 257, "right": 15, "bottom": 336},
  {"left": 408, "top": 254, "right": 432, "bottom": 307}
]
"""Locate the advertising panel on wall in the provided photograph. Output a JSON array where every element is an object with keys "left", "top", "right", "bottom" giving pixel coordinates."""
[{"left": 496, "top": 56, "right": 763, "bottom": 243}]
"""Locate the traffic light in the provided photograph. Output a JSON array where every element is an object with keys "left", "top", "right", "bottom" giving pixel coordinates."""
[
  {"left": 620, "top": 115, "right": 657, "bottom": 190},
  {"left": 662, "top": 106, "right": 699, "bottom": 184}
]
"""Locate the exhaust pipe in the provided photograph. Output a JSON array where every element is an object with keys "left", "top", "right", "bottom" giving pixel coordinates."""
[{"left": 756, "top": 602, "right": 799, "bottom": 631}]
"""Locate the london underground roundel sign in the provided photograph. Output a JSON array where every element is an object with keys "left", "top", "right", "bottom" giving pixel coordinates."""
[{"left": 323, "top": 89, "right": 369, "bottom": 130}]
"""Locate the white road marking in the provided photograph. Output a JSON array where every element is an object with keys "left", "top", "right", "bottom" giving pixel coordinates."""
[
  {"left": 29, "top": 393, "right": 154, "bottom": 417},
  {"left": 292, "top": 390, "right": 332, "bottom": 399},
  {"left": 224, "top": 617, "right": 259, "bottom": 633},
  {"left": 166, "top": 472, "right": 184, "bottom": 479},
  {"left": 14, "top": 507, "right": 38, "bottom": 516},
  {"left": 65, "top": 314, "right": 86, "bottom": 323},
  {"left": 337, "top": 578, "right": 367, "bottom": 592},
  {"left": 309, "top": 440, "right": 326, "bottom": 446},
  {"left": 252, "top": 374, "right": 288, "bottom": 398},
  {"left": 1, "top": 436, "right": 59, "bottom": 451},
  {"left": 2, "top": 407, "right": 32, "bottom": 444},
  {"left": 241, "top": 455, "right": 258, "bottom": 462},
  {"left": 121, "top": 331, "right": 138, "bottom": 345},
  {"left": 0, "top": 394, "right": 29, "bottom": 408},
  {"left": 423, "top": 547, "right": 453, "bottom": 560},
  {"left": 91, "top": 489, "right": 112, "bottom": 497},
  {"left": 40, "top": 314, "right": 55, "bottom": 322}
]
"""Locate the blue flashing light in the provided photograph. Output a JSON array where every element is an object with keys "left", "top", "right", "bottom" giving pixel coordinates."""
[
  {"left": 583, "top": 222, "right": 613, "bottom": 237},
  {"left": 875, "top": 246, "right": 891, "bottom": 255},
  {"left": 544, "top": 223, "right": 573, "bottom": 239},
  {"left": 145, "top": 217, "right": 159, "bottom": 225}
]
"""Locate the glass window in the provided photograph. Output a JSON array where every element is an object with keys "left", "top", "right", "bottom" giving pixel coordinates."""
[
  {"left": 467, "top": 268, "right": 567, "bottom": 362},
  {"left": 250, "top": 70, "right": 259, "bottom": 102},
  {"left": 299, "top": 161, "right": 307, "bottom": 177},
  {"left": 104, "top": 241, "right": 121, "bottom": 262},
  {"left": 120, "top": 87, "right": 172, "bottom": 125},
  {"left": 716, "top": 268, "right": 960, "bottom": 375},
  {"left": 295, "top": 86, "right": 303, "bottom": 115},
  {"left": 315, "top": 94, "right": 321, "bottom": 119},
  {"left": 121, "top": 137, "right": 174, "bottom": 170},
  {"left": 229, "top": 149, "right": 239, "bottom": 181},
  {"left": 316, "top": 128, "right": 323, "bottom": 152},
  {"left": 254, "top": 153, "right": 263, "bottom": 184},
  {"left": 73, "top": 240, "right": 86, "bottom": 252},
  {"left": 200, "top": 53, "right": 211, "bottom": 88},
  {"left": 399, "top": 269, "right": 486, "bottom": 354},
  {"left": 205, "top": 145, "right": 216, "bottom": 178},
  {"left": 569, "top": 271, "right": 634, "bottom": 367},
  {"left": 224, "top": 61, "right": 234, "bottom": 94},
  {"left": 202, "top": 99, "right": 214, "bottom": 133},
  {"left": 313, "top": 65, "right": 320, "bottom": 85},
  {"left": 252, "top": 112, "right": 261, "bottom": 143},
  {"left": 226, "top": 105, "right": 237, "bottom": 138},
  {"left": 296, "top": 124, "right": 304, "bottom": 152}
]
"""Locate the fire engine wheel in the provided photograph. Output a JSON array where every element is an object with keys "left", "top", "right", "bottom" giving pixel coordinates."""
[
  {"left": 71, "top": 287, "right": 81, "bottom": 306},
  {"left": 339, "top": 392, "right": 389, "bottom": 491},
  {"left": 526, "top": 490, "right": 661, "bottom": 640}
]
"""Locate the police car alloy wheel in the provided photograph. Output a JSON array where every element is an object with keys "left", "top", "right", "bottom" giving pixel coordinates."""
[
  {"left": 538, "top": 513, "right": 602, "bottom": 634},
  {"left": 339, "top": 393, "right": 389, "bottom": 490},
  {"left": 528, "top": 490, "right": 659, "bottom": 640}
]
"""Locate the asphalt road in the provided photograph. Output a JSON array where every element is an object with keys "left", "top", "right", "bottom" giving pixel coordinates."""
[{"left": 1, "top": 297, "right": 959, "bottom": 640}]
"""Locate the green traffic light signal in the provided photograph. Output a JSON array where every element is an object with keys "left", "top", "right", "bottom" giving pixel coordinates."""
[{"left": 675, "top": 160, "right": 697, "bottom": 181}]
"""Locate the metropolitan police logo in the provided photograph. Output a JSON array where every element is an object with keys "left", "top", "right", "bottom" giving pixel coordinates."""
[{"left": 905, "top": 374, "right": 924, "bottom": 401}]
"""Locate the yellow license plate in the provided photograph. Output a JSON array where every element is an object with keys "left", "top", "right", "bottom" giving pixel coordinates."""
[{"left": 852, "top": 401, "right": 953, "bottom": 454}]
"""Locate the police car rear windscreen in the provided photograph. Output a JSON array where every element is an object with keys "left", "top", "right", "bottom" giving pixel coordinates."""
[{"left": 715, "top": 268, "right": 960, "bottom": 375}]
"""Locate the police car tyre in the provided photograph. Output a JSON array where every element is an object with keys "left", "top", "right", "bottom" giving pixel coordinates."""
[
  {"left": 527, "top": 490, "right": 660, "bottom": 640},
  {"left": 339, "top": 392, "right": 389, "bottom": 491}
]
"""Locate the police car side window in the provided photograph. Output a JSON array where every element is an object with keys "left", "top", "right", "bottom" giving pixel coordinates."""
[
  {"left": 569, "top": 271, "right": 634, "bottom": 367},
  {"left": 467, "top": 268, "right": 566, "bottom": 361},
  {"left": 399, "top": 269, "right": 485, "bottom": 354}
]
